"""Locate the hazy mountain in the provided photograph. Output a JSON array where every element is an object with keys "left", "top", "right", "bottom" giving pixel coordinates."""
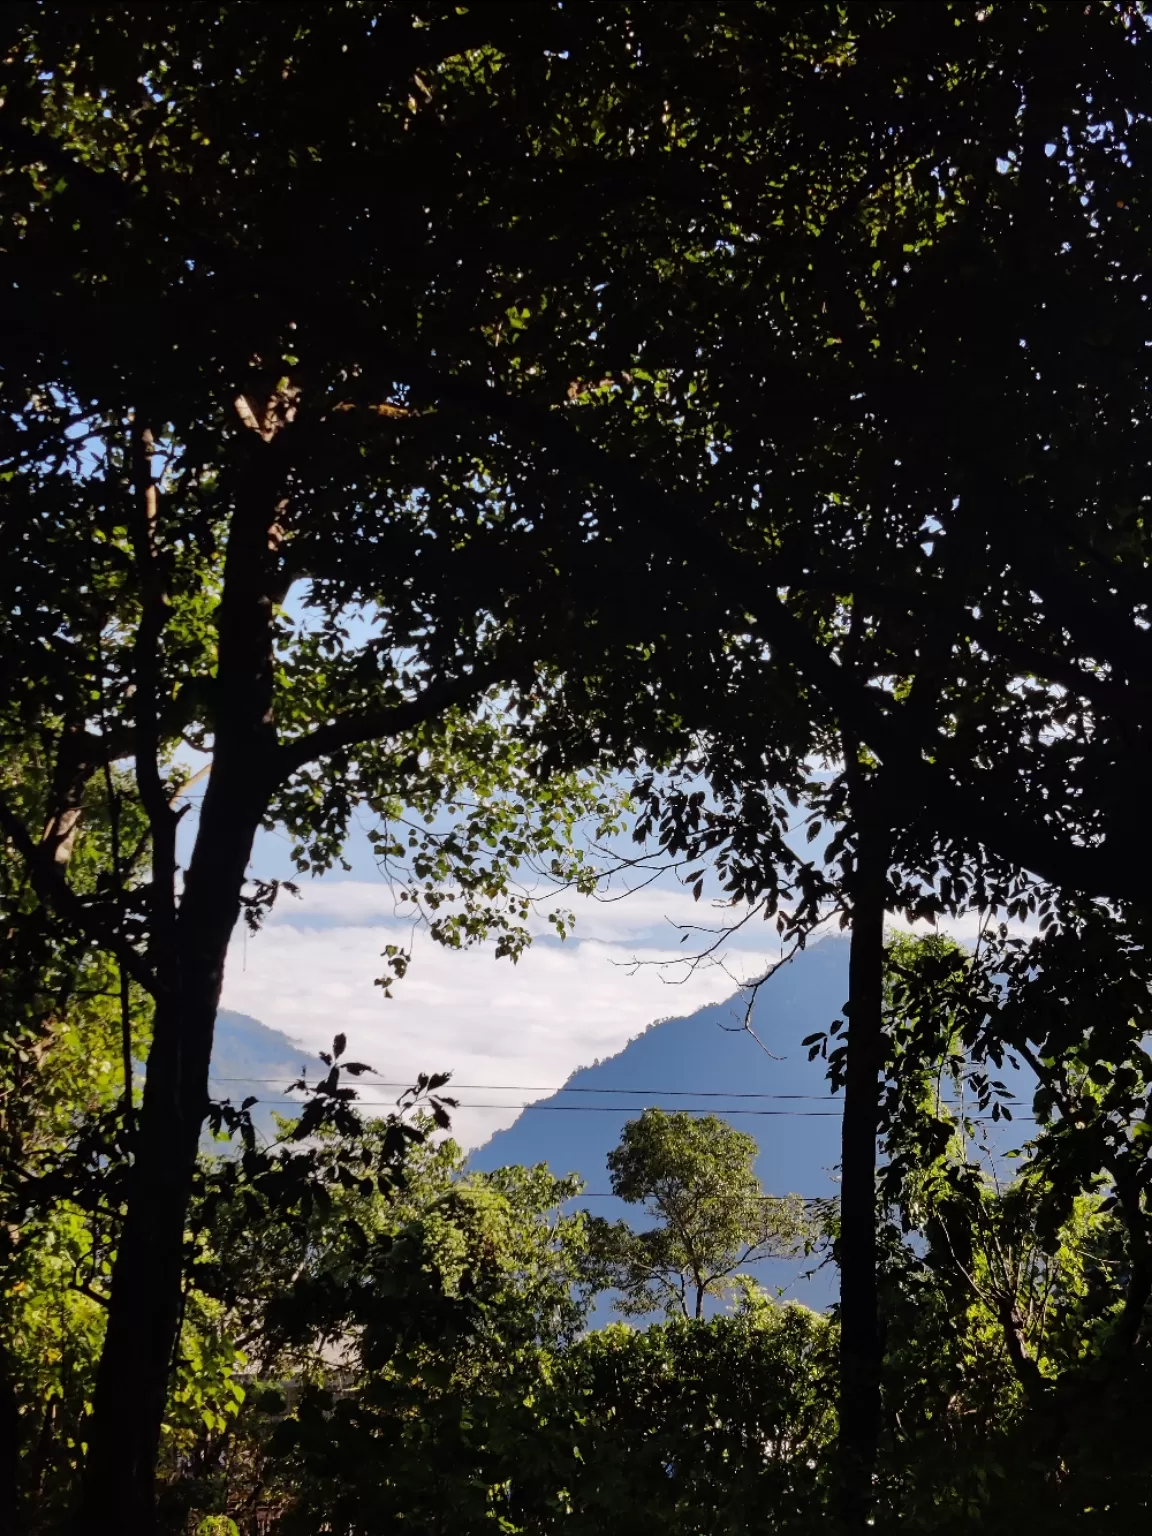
[
  {"left": 217, "top": 936, "right": 1029, "bottom": 1314},
  {"left": 208, "top": 1009, "right": 329, "bottom": 1143},
  {"left": 470, "top": 936, "right": 854, "bottom": 1309}
]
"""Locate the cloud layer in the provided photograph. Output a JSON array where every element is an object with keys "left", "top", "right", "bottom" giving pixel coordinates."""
[
  {"left": 220, "top": 879, "right": 784, "bottom": 1148},
  {"left": 221, "top": 877, "right": 1035, "bottom": 1151}
]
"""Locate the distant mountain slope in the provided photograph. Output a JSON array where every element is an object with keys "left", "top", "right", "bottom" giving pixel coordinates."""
[
  {"left": 208, "top": 1009, "right": 330, "bottom": 1142},
  {"left": 215, "top": 940, "right": 1030, "bottom": 1313},
  {"left": 470, "top": 937, "right": 853, "bottom": 1309}
]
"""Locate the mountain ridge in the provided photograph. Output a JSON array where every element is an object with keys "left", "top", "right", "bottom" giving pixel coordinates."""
[
  {"left": 208, "top": 1008, "right": 330, "bottom": 1142},
  {"left": 469, "top": 936, "right": 854, "bottom": 1309}
]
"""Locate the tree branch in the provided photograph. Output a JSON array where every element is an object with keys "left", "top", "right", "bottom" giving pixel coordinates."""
[
  {"left": 994, "top": 1292, "right": 1048, "bottom": 1408},
  {"left": 722, "top": 932, "right": 821, "bottom": 1059},
  {"left": 101, "top": 750, "right": 135, "bottom": 1126},
  {"left": 273, "top": 662, "right": 507, "bottom": 781},
  {"left": 128, "top": 422, "right": 175, "bottom": 838},
  {"left": 170, "top": 763, "right": 210, "bottom": 806},
  {"left": 0, "top": 790, "right": 157, "bottom": 996},
  {"left": 396, "top": 364, "right": 1141, "bottom": 902}
]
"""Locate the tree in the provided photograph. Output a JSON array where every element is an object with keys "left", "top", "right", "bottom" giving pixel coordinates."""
[
  {"left": 1, "top": 8, "right": 639, "bottom": 1523},
  {"left": 7, "top": 6, "right": 1152, "bottom": 1525},
  {"left": 581, "top": 0, "right": 1152, "bottom": 1499},
  {"left": 501, "top": 1302, "right": 838, "bottom": 1536},
  {"left": 246, "top": 1138, "right": 834, "bottom": 1536},
  {"left": 870, "top": 929, "right": 1152, "bottom": 1529},
  {"left": 0, "top": 1020, "right": 454, "bottom": 1532},
  {"left": 589, "top": 1109, "right": 809, "bottom": 1321},
  {"left": 259, "top": 1155, "right": 594, "bottom": 1535},
  {"left": 0, "top": 750, "right": 153, "bottom": 1527}
]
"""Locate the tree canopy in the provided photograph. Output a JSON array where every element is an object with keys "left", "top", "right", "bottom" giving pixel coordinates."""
[
  {"left": 3, "top": 2, "right": 1152, "bottom": 1531},
  {"left": 590, "top": 1108, "right": 809, "bottom": 1320}
]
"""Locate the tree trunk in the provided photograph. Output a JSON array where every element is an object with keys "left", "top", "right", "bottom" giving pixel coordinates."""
[
  {"left": 80, "top": 447, "right": 286, "bottom": 1532},
  {"left": 837, "top": 809, "right": 887, "bottom": 1528},
  {"left": 996, "top": 1295, "right": 1047, "bottom": 1407},
  {"left": 0, "top": 1345, "right": 20, "bottom": 1536},
  {"left": 79, "top": 818, "right": 262, "bottom": 1529}
]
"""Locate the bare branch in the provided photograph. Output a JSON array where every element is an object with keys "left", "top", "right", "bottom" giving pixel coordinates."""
[
  {"left": 170, "top": 762, "right": 210, "bottom": 806},
  {"left": 719, "top": 943, "right": 805, "bottom": 1061},
  {"left": 128, "top": 422, "right": 175, "bottom": 839},
  {"left": 71, "top": 1277, "right": 111, "bottom": 1310},
  {"left": 100, "top": 749, "right": 135, "bottom": 1126}
]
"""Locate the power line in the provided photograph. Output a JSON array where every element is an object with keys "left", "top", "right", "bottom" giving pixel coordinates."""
[
  {"left": 208, "top": 1076, "right": 1025, "bottom": 1108},
  {"left": 570, "top": 1193, "right": 834, "bottom": 1203},
  {"left": 221, "top": 1099, "right": 841, "bottom": 1116},
  {"left": 210, "top": 1093, "right": 1034, "bottom": 1122},
  {"left": 209, "top": 1077, "right": 843, "bottom": 1097}
]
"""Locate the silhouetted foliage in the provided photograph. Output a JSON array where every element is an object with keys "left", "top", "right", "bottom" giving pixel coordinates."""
[{"left": 4, "top": 2, "right": 1152, "bottom": 1530}]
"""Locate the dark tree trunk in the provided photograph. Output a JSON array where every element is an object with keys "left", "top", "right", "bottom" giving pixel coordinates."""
[
  {"left": 79, "top": 948, "right": 235, "bottom": 1526},
  {"left": 79, "top": 803, "right": 265, "bottom": 1529},
  {"left": 837, "top": 810, "right": 888, "bottom": 1528},
  {"left": 0, "top": 1345, "right": 20, "bottom": 1536},
  {"left": 80, "top": 447, "right": 286, "bottom": 1532},
  {"left": 996, "top": 1296, "right": 1047, "bottom": 1407}
]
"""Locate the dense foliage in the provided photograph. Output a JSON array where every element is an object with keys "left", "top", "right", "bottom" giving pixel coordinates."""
[
  {"left": 3, "top": 1, "right": 1151, "bottom": 1531},
  {"left": 8, "top": 1004, "right": 1150, "bottom": 1533}
]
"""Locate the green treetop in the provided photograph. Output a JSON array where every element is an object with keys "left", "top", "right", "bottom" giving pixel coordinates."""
[{"left": 590, "top": 1108, "right": 810, "bottom": 1321}]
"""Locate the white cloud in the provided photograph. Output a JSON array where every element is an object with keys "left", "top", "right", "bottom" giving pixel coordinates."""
[
  {"left": 254, "top": 876, "right": 765, "bottom": 944},
  {"left": 220, "top": 878, "right": 1038, "bottom": 1152},
  {"left": 221, "top": 880, "right": 776, "bottom": 1150},
  {"left": 895, "top": 911, "right": 1039, "bottom": 945}
]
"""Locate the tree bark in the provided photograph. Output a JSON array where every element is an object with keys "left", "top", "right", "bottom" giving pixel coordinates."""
[
  {"left": 1109, "top": 1165, "right": 1152, "bottom": 1354},
  {"left": 80, "top": 446, "right": 286, "bottom": 1532},
  {"left": 78, "top": 930, "right": 244, "bottom": 1528},
  {"left": 837, "top": 805, "right": 888, "bottom": 1528},
  {"left": 995, "top": 1295, "right": 1047, "bottom": 1407},
  {"left": 0, "top": 1344, "right": 20, "bottom": 1536}
]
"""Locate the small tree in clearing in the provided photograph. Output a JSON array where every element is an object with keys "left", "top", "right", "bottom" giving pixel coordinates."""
[{"left": 590, "top": 1109, "right": 809, "bottom": 1321}]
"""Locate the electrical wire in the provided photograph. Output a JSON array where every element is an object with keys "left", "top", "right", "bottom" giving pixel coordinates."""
[
  {"left": 557, "top": 1193, "right": 833, "bottom": 1203},
  {"left": 208, "top": 1090, "right": 1032, "bottom": 1122},
  {"left": 208, "top": 1076, "right": 1025, "bottom": 1107}
]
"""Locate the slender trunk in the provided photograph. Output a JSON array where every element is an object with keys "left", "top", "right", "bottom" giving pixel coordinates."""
[
  {"left": 79, "top": 798, "right": 265, "bottom": 1527},
  {"left": 995, "top": 1295, "right": 1047, "bottom": 1407},
  {"left": 837, "top": 808, "right": 887, "bottom": 1528},
  {"left": 1111, "top": 1165, "right": 1152, "bottom": 1354},
  {"left": 78, "top": 937, "right": 239, "bottom": 1528},
  {"left": 80, "top": 445, "right": 286, "bottom": 1532}
]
